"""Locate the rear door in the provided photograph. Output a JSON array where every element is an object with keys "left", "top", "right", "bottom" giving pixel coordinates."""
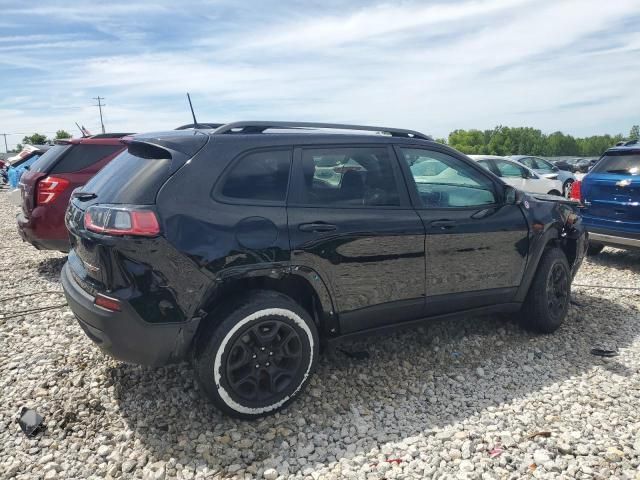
[
  {"left": 396, "top": 146, "right": 529, "bottom": 316},
  {"left": 582, "top": 151, "right": 640, "bottom": 232},
  {"left": 288, "top": 144, "right": 425, "bottom": 334}
]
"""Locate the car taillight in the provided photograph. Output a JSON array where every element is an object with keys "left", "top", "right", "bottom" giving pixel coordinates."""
[
  {"left": 84, "top": 205, "right": 160, "bottom": 237},
  {"left": 36, "top": 176, "right": 70, "bottom": 205},
  {"left": 569, "top": 180, "right": 581, "bottom": 201}
]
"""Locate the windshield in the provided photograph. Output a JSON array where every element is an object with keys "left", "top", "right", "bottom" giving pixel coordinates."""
[{"left": 590, "top": 153, "right": 640, "bottom": 175}]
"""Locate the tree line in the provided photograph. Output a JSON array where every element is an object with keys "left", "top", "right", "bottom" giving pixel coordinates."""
[
  {"left": 12, "top": 130, "right": 71, "bottom": 152},
  {"left": 436, "top": 125, "right": 639, "bottom": 157},
  {"left": 14, "top": 125, "right": 640, "bottom": 157}
]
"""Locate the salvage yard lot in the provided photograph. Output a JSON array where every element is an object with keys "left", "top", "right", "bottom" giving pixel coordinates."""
[{"left": 1, "top": 190, "right": 640, "bottom": 480}]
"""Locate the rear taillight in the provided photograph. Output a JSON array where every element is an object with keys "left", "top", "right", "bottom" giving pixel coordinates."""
[
  {"left": 84, "top": 205, "right": 160, "bottom": 237},
  {"left": 36, "top": 176, "right": 70, "bottom": 205},
  {"left": 569, "top": 180, "right": 581, "bottom": 201}
]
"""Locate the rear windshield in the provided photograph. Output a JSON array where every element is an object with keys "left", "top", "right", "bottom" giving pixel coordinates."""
[
  {"left": 29, "top": 144, "right": 70, "bottom": 172},
  {"left": 79, "top": 151, "right": 172, "bottom": 204},
  {"left": 51, "top": 144, "right": 123, "bottom": 173},
  {"left": 591, "top": 153, "right": 640, "bottom": 175}
]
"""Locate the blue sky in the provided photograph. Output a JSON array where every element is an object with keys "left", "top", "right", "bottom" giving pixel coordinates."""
[{"left": 1, "top": 0, "right": 639, "bottom": 149}]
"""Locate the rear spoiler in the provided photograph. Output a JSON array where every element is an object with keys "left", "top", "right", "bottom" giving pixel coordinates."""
[{"left": 121, "top": 133, "right": 208, "bottom": 157}]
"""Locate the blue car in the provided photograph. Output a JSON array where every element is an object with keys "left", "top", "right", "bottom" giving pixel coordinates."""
[{"left": 575, "top": 140, "right": 640, "bottom": 254}]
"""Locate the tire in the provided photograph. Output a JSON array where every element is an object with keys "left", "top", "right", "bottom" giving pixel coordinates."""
[
  {"left": 563, "top": 179, "right": 574, "bottom": 198},
  {"left": 548, "top": 189, "right": 562, "bottom": 196},
  {"left": 587, "top": 243, "right": 605, "bottom": 256},
  {"left": 521, "top": 248, "right": 571, "bottom": 333},
  {"left": 194, "top": 290, "right": 319, "bottom": 419}
]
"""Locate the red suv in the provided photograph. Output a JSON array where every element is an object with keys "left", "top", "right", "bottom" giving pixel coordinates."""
[{"left": 17, "top": 134, "right": 130, "bottom": 251}]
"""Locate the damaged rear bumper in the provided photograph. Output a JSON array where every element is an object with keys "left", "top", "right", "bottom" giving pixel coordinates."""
[{"left": 61, "top": 262, "right": 200, "bottom": 366}]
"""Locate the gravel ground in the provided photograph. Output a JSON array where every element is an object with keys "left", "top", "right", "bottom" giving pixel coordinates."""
[{"left": 1, "top": 188, "right": 640, "bottom": 480}]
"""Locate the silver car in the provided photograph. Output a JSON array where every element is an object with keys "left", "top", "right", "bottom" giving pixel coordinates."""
[{"left": 509, "top": 155, "right": 576, "bottom": 197}]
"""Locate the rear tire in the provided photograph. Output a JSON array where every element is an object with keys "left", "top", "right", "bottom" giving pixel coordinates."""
[
  {"left": 548, "top": 189, "right": 562, "bottom": 196},
  {"left": 587, "top": 243, "right": 605, "bottom": 256},
  {"left": 521, "top": 248, "right": 571, "bottom": 333},
  {"left": 194, "top": 290, "right": 319, "bottom": 419}
]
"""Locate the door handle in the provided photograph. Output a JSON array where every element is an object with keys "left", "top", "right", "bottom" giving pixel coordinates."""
[
  {"left": 298, "top": 222, "right": 337, "bottom": 232},
  {"left": 429, "top": 220, "right": 456, "bottom": 230}
]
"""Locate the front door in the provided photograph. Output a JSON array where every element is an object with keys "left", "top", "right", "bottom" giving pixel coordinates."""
[
  {"left": 396, "top": 146, "right": 529, "bottom": 315},
  {"left": 288, "top": 145, "right": 425, "bottom": 334}
]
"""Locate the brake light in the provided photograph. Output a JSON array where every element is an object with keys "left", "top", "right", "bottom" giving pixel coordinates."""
[
  {"left": 569, "top": 180, "right": 581, "bottom": 201},
  {"left": 36, "top": 176, "right": 70, "bottom": 205},
  {"left": 84, "top": 205, "right": 160, "bottom": 237}
]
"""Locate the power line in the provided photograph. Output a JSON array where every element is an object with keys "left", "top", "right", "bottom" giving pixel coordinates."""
[{"left": 93, "top": 96, "right": 106, "bottom": 134}]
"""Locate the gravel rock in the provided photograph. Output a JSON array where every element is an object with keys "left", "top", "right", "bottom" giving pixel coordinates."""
[
  {"left": 263, "top": 467, "right": 278, "bottom": 480},
  {"left": 1, "top": 191, "right": 640, "bottom": 479}
]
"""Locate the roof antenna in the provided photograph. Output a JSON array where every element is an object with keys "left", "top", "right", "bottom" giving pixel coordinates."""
[
  {"left": 187, "top": 93, "right": 200, "bottom": 128},
  {"left": 75, "top": 122, "right": 86, "bottom": 137}
]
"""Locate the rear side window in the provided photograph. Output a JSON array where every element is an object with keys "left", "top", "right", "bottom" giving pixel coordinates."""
[
  {"left": 51, "top": 144, "right": 123, "bottom": 174},
  {"left": 219, "top": 150, "right": 291, "bottom": 202},
  {"left": 591, "top": 153, "right": 640, "bottom": 175},
  {"left": 298, "top": 147, "right": 401, "bottom": 206},
  {"left": 29, "top": 144, "right": 70, "bottom": 172}
]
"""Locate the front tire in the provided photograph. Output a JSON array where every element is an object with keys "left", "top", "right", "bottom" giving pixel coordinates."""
[
  {"left": 548, "top": 189, "right": 562, "bottom": 196},
  {"left": 194, "top": 290, "right": 318, "bottom": 419},
  {"left": 521, "top": 248, "right": 571, "bottom": 333}
]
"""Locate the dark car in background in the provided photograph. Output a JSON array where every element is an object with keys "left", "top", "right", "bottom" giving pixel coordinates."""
[
  {"left": 61, "top": 121, "right": 587, "bottom": 418},
  {"left": 17, "top": 134, "right": 129, "bottom": 251},
  {"left": 575, "top": 158, "right": 600, "bottom": 173},
  {"left": 552, "top": 158, "right": 581, "bottom": 173},
  {"left": 570, "top": 140, "right": 639, "bottom": 254}
]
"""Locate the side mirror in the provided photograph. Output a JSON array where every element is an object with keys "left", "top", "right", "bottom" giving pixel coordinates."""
[{"left": 504, "top": 185, "right": 523, "bottom": 205}]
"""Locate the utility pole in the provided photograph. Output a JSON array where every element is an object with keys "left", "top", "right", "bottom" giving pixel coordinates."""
[
  {"left": 1, "top": 133, "right": 8, "bottom": 153},
  {"left": 93, "top": 96, "right": 106, "bottom": 134}
]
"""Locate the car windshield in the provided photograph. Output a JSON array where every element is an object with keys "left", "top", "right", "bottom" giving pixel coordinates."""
[{"left": 591, "top": 153, "right": 640, "bottom": 175}]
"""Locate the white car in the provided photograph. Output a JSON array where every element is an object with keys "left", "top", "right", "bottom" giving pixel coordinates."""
[
  {"left": 509, "top": 155, "right": 576, "bottom": 196},
  {"left": 468, "top": 155, "right": 564, "bottom": 196}
]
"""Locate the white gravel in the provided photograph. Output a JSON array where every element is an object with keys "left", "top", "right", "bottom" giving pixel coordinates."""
[{"left": 1, "top": 188, "right": 640, "bottom": 479}]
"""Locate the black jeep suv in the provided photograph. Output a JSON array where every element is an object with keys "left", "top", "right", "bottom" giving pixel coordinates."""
[{"left": 62, "top": 121, "right": 587, "bottom": 418}]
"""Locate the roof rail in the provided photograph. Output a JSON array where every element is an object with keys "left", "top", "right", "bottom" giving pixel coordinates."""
[
  {"left": 212, "top": 121, "right": 432, "bottom": 140},
  {"left": 624, "top": 139, "right": 639, "bottom": 146},
  {"left": 175, "top": 123, "right": 223, "bottom": 130}
]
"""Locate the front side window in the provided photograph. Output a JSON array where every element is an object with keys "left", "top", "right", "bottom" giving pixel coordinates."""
[
  {"left": 220, "top": 149, "right": 291, "bottom": 202},
  {"left": 495, "top": 160, "right": 525, "bottom": 178},
  {"left": 400, "top": 148, "right": 496, "bottom": 208},
  {"left": 299, "top": 147, "right": 400, "bottom": 206}
]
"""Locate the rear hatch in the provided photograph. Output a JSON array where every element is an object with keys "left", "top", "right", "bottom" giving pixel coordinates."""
[
  {"left": 66, "top": 133, "right": 208, "bottom": 291},
  {"left": 20, "top": 142, "right": 124, "bottom": 217},
  {"left": 581, "top": 150, "right": 640, "bottom": 232}
]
